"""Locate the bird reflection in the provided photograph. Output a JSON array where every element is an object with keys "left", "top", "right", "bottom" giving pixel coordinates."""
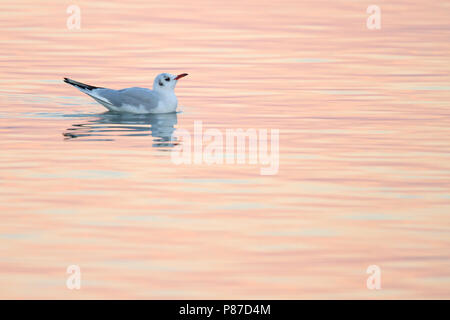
[{"left": 63, "top": 112, "right": 178, "bottom": 148}]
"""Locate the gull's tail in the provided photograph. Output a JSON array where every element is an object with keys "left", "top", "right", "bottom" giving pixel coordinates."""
[
  {"left": 63, "top": 78, "right": 103, "bottom": 91},
  {"left": 64, "top": 77, "right": 115, "bottom": 111}
]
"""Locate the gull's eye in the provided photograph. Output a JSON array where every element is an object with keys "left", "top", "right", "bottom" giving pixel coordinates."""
[{"left": 165, "top": 77, "right": 170, "bottom": 81}]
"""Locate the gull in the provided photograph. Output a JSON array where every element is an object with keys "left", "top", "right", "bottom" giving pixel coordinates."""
[{"left": 64, "top": 73, "right": 188, "bottom": 114}]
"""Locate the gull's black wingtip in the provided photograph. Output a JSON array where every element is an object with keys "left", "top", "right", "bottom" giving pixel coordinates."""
[{"left": 63, "top": 78, "right": 103, "bottom": 90}]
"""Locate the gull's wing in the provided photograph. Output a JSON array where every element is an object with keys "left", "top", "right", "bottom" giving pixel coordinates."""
[
  {"left": 64, "top": 78, "right": 160, "bottom": 113},
  {"left": 93, "top": 87, "right": 161, "bottom": 113}
]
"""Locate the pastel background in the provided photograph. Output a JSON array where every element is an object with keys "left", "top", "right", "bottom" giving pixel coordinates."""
[{"left": 0, "top": 0, "right": 449, "bottom": 298}]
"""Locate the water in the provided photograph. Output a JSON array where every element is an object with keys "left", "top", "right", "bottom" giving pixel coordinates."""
[{"left": 0, "top": 0, "right": 449, "bottom": 298}]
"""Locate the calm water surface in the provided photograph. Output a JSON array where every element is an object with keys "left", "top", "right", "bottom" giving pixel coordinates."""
[{"left": 1, "top": 0, "right": 449, "bottom": 298}]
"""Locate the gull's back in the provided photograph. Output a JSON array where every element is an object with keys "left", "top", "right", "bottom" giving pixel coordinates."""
[{"left": 88, "top": 87, "right": 162, "bottom": 114}]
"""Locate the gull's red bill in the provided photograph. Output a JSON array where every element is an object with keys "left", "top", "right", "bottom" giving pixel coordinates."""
[{"left": 174, "top": 73, "right": 188, "bottom": 80}]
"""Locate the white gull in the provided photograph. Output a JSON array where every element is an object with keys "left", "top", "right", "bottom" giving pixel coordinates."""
[{"left": 64, "top": 72, "right": 188, "bottom": 114}]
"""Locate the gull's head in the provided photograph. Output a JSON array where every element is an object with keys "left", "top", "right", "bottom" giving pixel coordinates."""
[{"left": 153, "top": 72, "right": 188, "bottom": 92}]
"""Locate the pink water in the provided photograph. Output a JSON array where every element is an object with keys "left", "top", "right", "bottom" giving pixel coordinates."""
[{"left": 0, "top": 0, "right": 449, "bottom": 299}]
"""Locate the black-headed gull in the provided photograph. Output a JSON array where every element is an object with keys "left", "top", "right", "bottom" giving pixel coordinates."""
[{"left": 64, "top": 73, "right": 188, "bottom": 114}]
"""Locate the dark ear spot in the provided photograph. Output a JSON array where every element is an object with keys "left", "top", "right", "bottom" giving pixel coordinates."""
[{"left": 159, "top": 80, "right": 164, "bottom": 86}]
